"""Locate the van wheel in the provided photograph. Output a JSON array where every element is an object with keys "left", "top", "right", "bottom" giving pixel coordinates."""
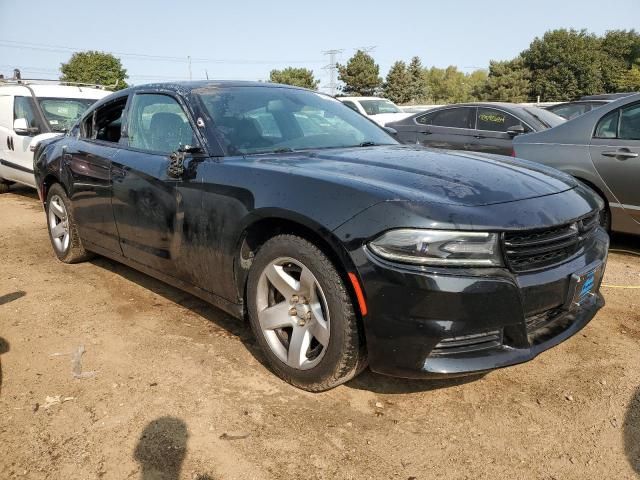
[
  {"left": 45, "top": 184, "right": 92, "bottom": 263},
  {"left": 247, "top": 235, "right": 366, "bottom": 392},
  {"left": 0, "top": 180, "right": 11, "bottom": 194}
]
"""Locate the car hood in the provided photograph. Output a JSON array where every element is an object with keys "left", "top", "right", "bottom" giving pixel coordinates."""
[{"left": 243, "top": 145, "right": 577, "bottom": 207}]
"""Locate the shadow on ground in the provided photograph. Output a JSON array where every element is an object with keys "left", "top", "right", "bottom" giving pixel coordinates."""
[
  {"left": 5, "top": 185, "right": 39, "bottom": 200},
  {"left": 0, "top": 337, "right": 9, "bottom": 395},
  {"left": 624, "top": 386, "right": 640, "bottom": 475},
  {"left": 346, "top": 369, "right": 486, "bottom": 394},
  {"left": 610, "top": 232, "right": 640, "bottom": 256},
  {"left": 0, "top": 291, "right": 26, "bottom": 306}
]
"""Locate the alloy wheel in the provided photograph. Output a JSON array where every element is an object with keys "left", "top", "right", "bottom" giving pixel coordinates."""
[
  {"left": 48, "top": 195, "right": 70, "bottom": 253},
  {"left": 255, "top": 257, "right": 330, "bottom": 370}
]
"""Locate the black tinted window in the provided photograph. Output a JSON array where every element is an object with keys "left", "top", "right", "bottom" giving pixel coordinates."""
[
  {"left": 477, "top": 108, "right": 526, "bottom": 132},
  {"left": 430, "top": 108, "right": 474, "bottom": 129},
  {"left": 82, "top": 97, "right": 127, "bottom": 143},
  {"left": 594, "top": 110, "right": 619, "bottom": 139},
  {"left": 620, "top": 103, "right": 640, "bottom": 140},
  {"left": 416, "top": 110, "right": 436, "bottom": 125}
]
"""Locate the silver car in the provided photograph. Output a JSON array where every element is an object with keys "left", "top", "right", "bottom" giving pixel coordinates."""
[{"left": 513, "top": 93, "right": 640, "bottom": 235}]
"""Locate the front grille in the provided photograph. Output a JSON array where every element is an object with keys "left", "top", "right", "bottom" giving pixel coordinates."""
[
  {"left": 503, "top": 212, "right": 599, "bottom": 272},
  {"left": 432, "top": 330, "right": 503, "bottom": 356}
]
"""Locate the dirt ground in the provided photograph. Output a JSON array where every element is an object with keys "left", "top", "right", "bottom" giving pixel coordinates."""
[{"left": 0, "top": 185, "right": 639, "bottom": 480}]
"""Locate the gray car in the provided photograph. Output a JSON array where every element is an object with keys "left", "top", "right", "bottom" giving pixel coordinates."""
[
  {"left": 514, "top": 93, "right": 640, "bottom": 235},
  {"left": 386, "top": 102, "right": 565, "bottom": 156}
]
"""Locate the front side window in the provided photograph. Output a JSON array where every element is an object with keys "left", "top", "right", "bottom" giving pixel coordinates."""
[
  {"left": 81, "top": 97, "right": 127, "bottom": 143},
  {"left": 430, "top": 107, "right": 475, "bottom": 129},
  {"left": 476, "top": 108, "right": 526, "bottom": 132},
  {"left": 195, "top": 87, "right": 397, "bottom": 155},
  {"left": 37, "top": 98, "right": 97, "bottom": 132},
  {"left": 619, "top": 103, "right": 640, "bottom": 140},
  {"left": 359, "top": 99, "right": 401, "bottom": 115},
  {"left": 127, "top": 94, "right": 197, "bottom": 154},
  {"left": 13, "top": 96, "right": 38, "bottom": 130},
  {"left": 594, "top": 110, "right": 619, "bottom": 139}
]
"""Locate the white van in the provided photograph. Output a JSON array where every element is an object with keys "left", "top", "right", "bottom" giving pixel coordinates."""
[{"left": 0, "top": 80, "right": 109, "bottom": 192}]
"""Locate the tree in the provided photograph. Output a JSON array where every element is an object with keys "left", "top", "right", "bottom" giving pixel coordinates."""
[
  {"left": 600, "top": 30, "right": 640, "bottom": 92},
  {"left": 615, "top": 65, "right": 640, "bottom": 91},
  {"left": 407, "top": 56, "right": 429, "bottom": 103},
  {"left": 60, "top": 51, "right": 128, "bottom": 90},
  {"left": 337, "top": 50, "right": 382, "bottom": 96},
  {"left": 269, "top": 67, "right": 319, "bottom": 90},
  {"left": 383, "top": 61, "right": 411, "bottom": 104},
  {"left": 480, "top": 58, "right": 531, "bottom": 102},
  {"left": 521, "top": 29, "right": 604, "bottom": 100}
]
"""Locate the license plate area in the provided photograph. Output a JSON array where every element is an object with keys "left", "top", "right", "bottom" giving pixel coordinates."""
[{"left": 563, "top": 261, "right": 603, "bottom": 310}]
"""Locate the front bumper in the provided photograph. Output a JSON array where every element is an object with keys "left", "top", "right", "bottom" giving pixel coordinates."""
[{"left": 352, "top": 228, "right": 609, "bottom": 379}]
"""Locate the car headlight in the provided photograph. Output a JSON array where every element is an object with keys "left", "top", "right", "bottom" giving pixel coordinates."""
[{"left": 368, "top": 229, "right": 503, "bottom": 267}]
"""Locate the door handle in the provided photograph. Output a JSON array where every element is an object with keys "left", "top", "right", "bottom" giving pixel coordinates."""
[
  {"left": 474, "top": 134, "right": 486, "bottom": 139},
  {"left": 601, "top": 149, "right": 638, "bottom": 159},
  {"left": 418, "top": 129, "right": 432, "bottom": 135}
]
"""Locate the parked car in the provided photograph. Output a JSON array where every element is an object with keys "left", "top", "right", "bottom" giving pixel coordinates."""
[
  {"left": 386, "top": 102, "right": 565, "bottom": 156},
  {"left": 35, "top": 81, "right": 608, "bottom": 391},
  {"left": 547, "top": 93, "right": 637, "bottom": 120},
  {"left": 0, "top": 78, "right": 109, "bottom": 192},
  {"left": 337, "top": 96, "right": 412, "bottom": 125},
  {"left": 546, "top": 100, "right": 610, "bottom": 120},
  {"left": 514, "top": 93, "right": 640, "bottom": 235}
]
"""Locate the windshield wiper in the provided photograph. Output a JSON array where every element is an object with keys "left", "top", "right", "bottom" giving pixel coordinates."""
[
  {"left": 271, "top": 147, "right": 295, "bottom": 153},
  {"left": 359, "top": 141, "right": 378, "bottom": 147}
]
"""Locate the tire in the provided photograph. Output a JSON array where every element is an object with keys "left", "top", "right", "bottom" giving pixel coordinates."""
[
  {"left": 45, "top": 183, "right": 92, "bottom": 263},
  {"left": 0, "top": 180, "right": 10, "bottom": 194},
  {"left": 247, "top": 234, "right": 366, "bottom": 391}
]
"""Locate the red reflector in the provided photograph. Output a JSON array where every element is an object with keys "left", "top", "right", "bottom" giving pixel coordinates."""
[
  {"left": 347, "top": 272, "right": 368, "bottom": 317},
  {"left": 510, "top": 148, "right": 516, "bottom": 157}
]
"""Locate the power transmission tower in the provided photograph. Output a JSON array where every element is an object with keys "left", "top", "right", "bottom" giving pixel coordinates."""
[
  {"left": 358, "top": 45, "right": 377, "bottom": 54},
  {"left": 322, "top": 49, "right": 343, "bottom": 96}
]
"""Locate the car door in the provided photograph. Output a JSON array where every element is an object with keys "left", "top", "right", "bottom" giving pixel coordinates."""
[
  {"left": 589, "top": 102, "right": 640, "bottom": 225},
  {"left": 1, "top": 95, "right": 45, "bottom": 186},
  {"left": 67, "top": 95, "right": 127, "bottom": 253},
  {"left": 470, "top": 107, "right": 531, "bottom": 156},
  {"left": 414, "top": 107, "right": 476, "bottom": 150},
  {"left": 111, "top": 91, "right": 203, "bottom": 278}
]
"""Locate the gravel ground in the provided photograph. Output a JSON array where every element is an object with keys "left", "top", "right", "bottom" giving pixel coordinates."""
[{"left": 0, "top": 185, "right": 639, "bottom": 480}]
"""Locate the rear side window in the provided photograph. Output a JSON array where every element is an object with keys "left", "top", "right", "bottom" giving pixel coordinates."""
[
  {"left": 619, "top": 103, "right": 640, "bottom": 140},
  {"left": 594, "top": 110, "right": 619, "bottom": 139},
  {"left": 476, "top": 108, "right": 528, "bottom": 132},
  {"left": 424, "top": 107, "right": 474, "bottom": 129},
  {"left": 81, "top": 97, "right": 127, "bottom": 143}
]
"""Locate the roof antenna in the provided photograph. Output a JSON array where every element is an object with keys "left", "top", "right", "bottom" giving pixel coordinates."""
[{"left": 205, "top": 69, "right": 209, "bottom": 80}]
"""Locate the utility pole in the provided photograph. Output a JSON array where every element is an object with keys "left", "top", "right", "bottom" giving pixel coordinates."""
[
  {"left": 358, "top": 45, "right": 377, "bottom": 54},
  {"left": 187, "top": 56, "right": 192, "bottom": 81},
  {"left": 322, "top": 49, "right": 343, "bottom": 97}
]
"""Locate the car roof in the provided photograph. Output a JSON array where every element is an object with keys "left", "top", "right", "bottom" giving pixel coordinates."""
[
  {"left": 0, "top": 83, "right": 109, "bottom": 99},
  {"left": 579, "top": 92, "right": 636, "bottom": 100},
  {"left": 338, "top": 96, "right": 388, "bottom": 102}
]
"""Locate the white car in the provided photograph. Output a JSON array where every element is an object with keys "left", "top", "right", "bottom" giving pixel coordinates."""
[
  {"left": 337, "top": 96, "right": 413, "bottom": 126},
  {"left": 0, "top": 80, "right": 109, "bottom": 191}
]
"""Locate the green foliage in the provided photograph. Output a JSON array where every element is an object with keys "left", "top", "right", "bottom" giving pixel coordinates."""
[
  {"left": 600, "top": 30, "right": 640, "bottom": 92},
  {"left": 522, "top": 29, "right": 604, "bottom": 100},
  {"left": 269, "top": 67, "right": 319, "bottom": 90},
  {"left": 383, "top": 61, "right": 411, "bottom": 104},
  {"left": 337, "top": 50, "right": 382, "bottom": 96},
  {"left": 615, "top": 65, "right": 640, "bottom": 91},
  {"left": 60, "top": 51, "right": 128, "bottom": 90},
  {"left": 480, "top": 58, "right": 531, "bottom": 102},
  {"left": 423, "top": 66, "right": 486, "bottom": 104}
]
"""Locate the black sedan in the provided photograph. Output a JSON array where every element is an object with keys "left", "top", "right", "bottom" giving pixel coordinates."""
[
  {"left": 34, "top": 82, "right": 608, "bottom": 391},
  {"left": 386, "top": 102, "right": 565, "bottom": 155}
]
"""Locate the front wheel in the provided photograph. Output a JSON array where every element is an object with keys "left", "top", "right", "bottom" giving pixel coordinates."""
[
  {"left": 247, "top": 235, "right": 366, "bottom": 391},
  {"left": 45, "top": 183, "right": 92, "bottom": 263}
]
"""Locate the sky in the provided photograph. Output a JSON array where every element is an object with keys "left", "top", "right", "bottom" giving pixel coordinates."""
[{"left": 1, "top": 0, "right": 639, "bottom": 93}]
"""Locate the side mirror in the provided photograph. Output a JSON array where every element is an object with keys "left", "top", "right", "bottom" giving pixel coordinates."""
[
  {"left": 383, "top": 126, "right": 398, "bottom": 136},
  {"left": 14, "top": 118, "right": 39, "bottom": 135},
  {"left": 507, "top": 125, "right": 525, "bottom": 137}
]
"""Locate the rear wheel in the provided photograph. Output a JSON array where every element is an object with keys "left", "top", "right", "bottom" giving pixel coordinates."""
[
  {"left": 247, "top": 235, "right": 366, "bottom": 391},
  {"left": 0, "top": 180, "right": 11, "bottom": 194},
  {"left": 45, "top": 183, "right": 92, "bottom": 263}
]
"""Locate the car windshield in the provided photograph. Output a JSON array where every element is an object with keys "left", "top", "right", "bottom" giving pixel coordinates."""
[
  {"left": 524, "top": 107, "right": 566, "bottom": 129},
  {"left": 196, "top": 87, "right": 398, "bottom": 155},
  {"left": 359, "top": 99, "right": 402, "bottom": 115},
  {"left": 38, "top": 97, "right": 98, "bottom": 132}
]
